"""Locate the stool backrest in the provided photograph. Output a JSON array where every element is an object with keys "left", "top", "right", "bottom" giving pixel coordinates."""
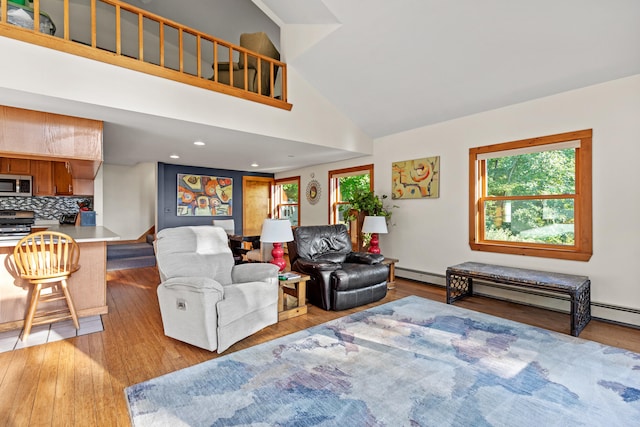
[{"left": 13, "top": 231, "right": 80, "bottom": 280}]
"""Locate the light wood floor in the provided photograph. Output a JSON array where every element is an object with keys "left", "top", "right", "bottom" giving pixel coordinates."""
[{"left": 1, "top": 266, "right": 639, "bottom": 426}]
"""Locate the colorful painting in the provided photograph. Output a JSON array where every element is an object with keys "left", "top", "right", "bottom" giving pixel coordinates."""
[
  {"left": 177, "top": 174, "right": 232, "bottom": 216},
  {"left": 392, "top": 156, "right": 440, "bottom": 199}
]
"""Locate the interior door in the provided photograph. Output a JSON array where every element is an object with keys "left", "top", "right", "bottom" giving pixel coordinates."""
[{"left": 242, "top": 176, "right": 273, "bottom": 235}]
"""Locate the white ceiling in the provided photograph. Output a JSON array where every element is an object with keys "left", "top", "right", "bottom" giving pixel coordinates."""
[
  {"left": 4, "top": 0, "right": 640, "bottom": 173},
  {"left": 267, "top": 0, "right": 640, "bottom": 138}
]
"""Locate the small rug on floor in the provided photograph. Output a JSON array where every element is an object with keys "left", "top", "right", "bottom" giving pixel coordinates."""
[{"left": 125, "top": 296, "right": 640, "bottom": 426}]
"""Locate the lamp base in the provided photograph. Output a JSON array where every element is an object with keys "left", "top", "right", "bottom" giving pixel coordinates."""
[
  {"left": 368, "top": 233, "right": 381, "bottom": 254},
  {"left": 270, "top": 242, "right": 286, "bottom": 272}
]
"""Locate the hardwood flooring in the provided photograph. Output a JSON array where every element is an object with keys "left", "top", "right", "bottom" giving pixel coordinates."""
[{"left": 1, "top": 266, "right": 639, "bottom": 426}]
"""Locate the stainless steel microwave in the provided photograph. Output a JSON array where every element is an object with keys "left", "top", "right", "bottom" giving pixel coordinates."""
[{"left": 0, "top": 174, "right": 32, "bottom": 197}]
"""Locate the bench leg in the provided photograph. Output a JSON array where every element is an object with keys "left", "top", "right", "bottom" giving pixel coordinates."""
[
  {"left": 571, "top": 280, "right": 591, "bottom": 336},
  {"left": 446, "top": 271, "right": 473, "bottom": 304}
]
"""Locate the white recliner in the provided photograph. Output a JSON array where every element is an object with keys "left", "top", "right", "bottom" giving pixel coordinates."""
[{"left": 154, "top": 225, "right": 279, "bottom": 352}]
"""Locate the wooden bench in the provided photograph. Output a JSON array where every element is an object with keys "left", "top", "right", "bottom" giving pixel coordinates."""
[{"left": 446, "top": 262, "right": 591, "bottom": 337}]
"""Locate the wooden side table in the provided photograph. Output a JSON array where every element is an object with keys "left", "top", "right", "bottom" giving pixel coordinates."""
[
  {"left": 382, "top": 257, "right": 399, "bottom": 289},
  {"left": 278, "top": 273, "right": 309, "bottom": 321}
]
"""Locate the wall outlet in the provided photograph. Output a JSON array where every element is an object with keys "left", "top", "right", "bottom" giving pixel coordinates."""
[{"left": 176, "top": 298, "right": 187, "bottom": 310}]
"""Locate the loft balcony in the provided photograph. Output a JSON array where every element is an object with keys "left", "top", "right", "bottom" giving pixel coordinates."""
[{"left": 0, "top": 0, "right": 291, "bottom": 111}]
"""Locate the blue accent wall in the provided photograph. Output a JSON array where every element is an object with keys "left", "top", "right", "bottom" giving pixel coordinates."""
[{"left": 157, "top": 162, "right": 272, "bottom": 232}]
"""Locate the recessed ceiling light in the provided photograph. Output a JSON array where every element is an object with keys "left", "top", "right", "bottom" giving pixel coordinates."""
[
  {"left": 251, "top": 162, "right": 259, "bottom": 167},
  {"left": 193, "top": 141, "right": 205, "bottom": 146},
  {"left": 170, "top": 154, "right": 180, "bottom": 159}
]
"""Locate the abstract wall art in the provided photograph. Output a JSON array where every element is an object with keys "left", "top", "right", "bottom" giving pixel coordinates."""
[
  {"left": 177, "top": 174, "right": 232, "bottom": 216},
  {"left": 391, "top": 156, "right": 440, "bottom": 199}
]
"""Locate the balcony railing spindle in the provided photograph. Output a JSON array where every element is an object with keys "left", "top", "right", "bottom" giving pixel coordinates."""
[
  {"left": 138, "top": 13, "right": 143, "bottom": 61},
  {"left": 1, "top": 0, "right": 7, "bottom": 26},
  {"left": 196, "top": 35, "right": 202, "bottom": 78},
  {"left": 33, "top": 0, "right": 39, "bottom": 34},
  {"left": 115, "top": 5, "right": 121, "bottom": 55},
  {"left": 91, "top": 0, "right": 97, "bottom": 48},
  {"left": 213, "top": 41, "right": 218, "bottom": 82},
  {"left": 63, "top": 0, "right": 69, "bottom": 40}
]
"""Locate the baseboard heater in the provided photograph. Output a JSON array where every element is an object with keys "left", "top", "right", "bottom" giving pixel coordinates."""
[{"left": 396, "top": 266, "right": 640, "bottom": 330}]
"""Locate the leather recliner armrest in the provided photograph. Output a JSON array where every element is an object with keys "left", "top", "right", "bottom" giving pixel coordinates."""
[
  {"left": 293, "top": 258, "right": 342, "bottom": 274},
  {"left": 346, "top": 252, "right": 385, "bottom": 265}
]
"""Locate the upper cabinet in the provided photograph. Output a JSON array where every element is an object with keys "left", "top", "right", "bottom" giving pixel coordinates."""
[
  {"left": 31, "top": 160, "right": 54, "bottom": 196},
  {"left": 31, "top": 160, "right": 94, "bottom": 196},
  {"left": 0, "top": 158, "right": 31, "bottom": 174},
  {"left": 0, "top": 106, "right": 103, "bottom": 179},
  {"left": 53, "top": 162, "right": 74, "bottom": 195}
]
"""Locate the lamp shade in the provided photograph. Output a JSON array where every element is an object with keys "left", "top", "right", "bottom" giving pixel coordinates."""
[
  {"left": 260, "top": 219, "right": 294, "bottom": 243},
  {"left": 362, "top": 216, "right": 388, "bottom": 234}
]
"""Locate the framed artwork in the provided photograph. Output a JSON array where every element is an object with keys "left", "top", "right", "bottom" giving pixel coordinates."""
[
  {"left": 177, "top": 174, "right": 232, "bottom": 216},
  {"left": 306, "top": 179, "right": 321, "bottom": 205},
  {"left": 391, "top": 156, "right": 440, "bottom": 199}
]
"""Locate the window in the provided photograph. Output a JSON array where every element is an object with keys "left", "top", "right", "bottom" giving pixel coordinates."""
[
  {"left": 469, "top": 129, "right": 592, "bottom": 261},
  {"left": 273, "top": 177, "right": 300, "bottom": 226},
  {"left": 329, "top": 165, "right": 373, "bottom": 224}
]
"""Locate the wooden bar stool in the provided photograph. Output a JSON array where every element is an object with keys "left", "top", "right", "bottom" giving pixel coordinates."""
[{"left": 13, "top": 231, "right": 81, "bottom": 341}]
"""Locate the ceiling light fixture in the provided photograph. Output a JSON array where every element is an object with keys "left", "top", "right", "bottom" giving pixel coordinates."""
[
  {"left": 170, "top": 154, "right": 180, "bottom": 159},
  {"left": 251, "top": 162, "right": 259, "bottom": 167},
  {"left": 193, "top": 141, "right": 205, "bottom": 146}
]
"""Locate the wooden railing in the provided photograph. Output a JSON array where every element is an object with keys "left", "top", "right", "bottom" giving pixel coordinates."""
[{"left": 0, "top": 0, "right": 291, "bottom": 110}]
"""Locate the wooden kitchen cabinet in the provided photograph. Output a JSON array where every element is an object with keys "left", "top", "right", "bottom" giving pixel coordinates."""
[
  {"left": 0, "top": 158, "right": 31, "bottom": 174},
  {"left": 0, "top": 106, "right": 103, "bottom": 161},
  {"left": 31, "top": 160, "right": 55, "bottom": 196},
  {"left": 72, "top": 179, "right": 94, "bottom": 196},
  {"left": 0, "top": 106, "right": 103, "bottom": 179},
  {"left": 53, "top": 161, "right": 73, "bottom": 195}
]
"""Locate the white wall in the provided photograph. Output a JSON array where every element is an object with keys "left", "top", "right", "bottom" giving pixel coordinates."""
[
  {"left": 0, "top": 37, "right": 373, "bottom": 156},
  {"left": 279, "top": 74, "right": 640, "bottom": 325},
  {"left": 103, "top": 162, "right": 156, "bottom": 240}
]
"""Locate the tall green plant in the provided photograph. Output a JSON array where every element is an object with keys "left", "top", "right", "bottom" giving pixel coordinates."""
[{"left": 339, "top": 189, "right": 395, "bottom": 222}]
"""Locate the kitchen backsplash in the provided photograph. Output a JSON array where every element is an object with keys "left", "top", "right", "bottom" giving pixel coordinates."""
[{"left": 0, "top": 196, "right": 93, "bottom": 220}]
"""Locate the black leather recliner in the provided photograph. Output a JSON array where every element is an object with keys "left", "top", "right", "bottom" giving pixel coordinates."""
[{"left": 289, "top": 224, "right": 389, "bottom": 311}]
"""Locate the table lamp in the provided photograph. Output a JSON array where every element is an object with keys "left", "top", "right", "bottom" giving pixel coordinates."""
[
  {"left": 260, "top": 219, "right": 294, "bottom": 272},
  {"left": 362, "top": 216, "right": 388, "bottom": 254}
]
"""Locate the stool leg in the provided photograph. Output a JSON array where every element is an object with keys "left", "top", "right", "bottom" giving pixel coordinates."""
[
  {"left": 60, "top": 279, "right": 80, "bottom": 330},
  {"left": 23, "top": 283, "right": 42, "bottom": 341}
]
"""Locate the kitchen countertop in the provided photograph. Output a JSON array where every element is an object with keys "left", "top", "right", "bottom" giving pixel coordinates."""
[{"left": 0, "top": 225, "right": 120, "bottom": 247}]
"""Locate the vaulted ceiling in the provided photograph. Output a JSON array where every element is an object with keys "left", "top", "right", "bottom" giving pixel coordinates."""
[
  {"left": 263, "top": 0, "right": 640, "bottom": 138},
  {"left": 3, "top": 1, "right": 640, "bottom": 172}
]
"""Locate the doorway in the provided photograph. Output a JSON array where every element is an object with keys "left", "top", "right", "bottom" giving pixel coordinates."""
[{"left": 242, "top": 176, "right": 274, "bottom": 235}]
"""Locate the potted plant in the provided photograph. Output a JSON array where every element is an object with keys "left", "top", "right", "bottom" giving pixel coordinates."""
[
  {"left": 339, "top": 189, "right": 397, "bottom": 251},
  {"left": 340, "top": 188, "right": 395, "bottom": 222}
]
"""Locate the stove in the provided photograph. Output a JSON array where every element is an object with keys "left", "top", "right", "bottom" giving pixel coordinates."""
[{"left": 0, "top": 210, "right": 35, "bottom": 239}]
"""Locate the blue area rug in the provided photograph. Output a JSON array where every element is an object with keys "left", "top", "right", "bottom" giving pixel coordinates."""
[{"left": 125, "top": 296, "right": 640, "bottom": 426}]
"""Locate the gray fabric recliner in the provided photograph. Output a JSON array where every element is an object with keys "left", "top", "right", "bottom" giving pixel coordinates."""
[{"left": 154, "top": 225, "right": 279, "bottom": 353}]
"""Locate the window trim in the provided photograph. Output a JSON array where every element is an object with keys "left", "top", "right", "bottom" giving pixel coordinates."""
[
  {"left": 273, "top": 176, "right": 300, "bottom": 226},
  {"left": 328, "top": 164, "right": 374, "bottom": 224},
  {"left": 469, "top": 129, "right": 592, "bottom": 261}
]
